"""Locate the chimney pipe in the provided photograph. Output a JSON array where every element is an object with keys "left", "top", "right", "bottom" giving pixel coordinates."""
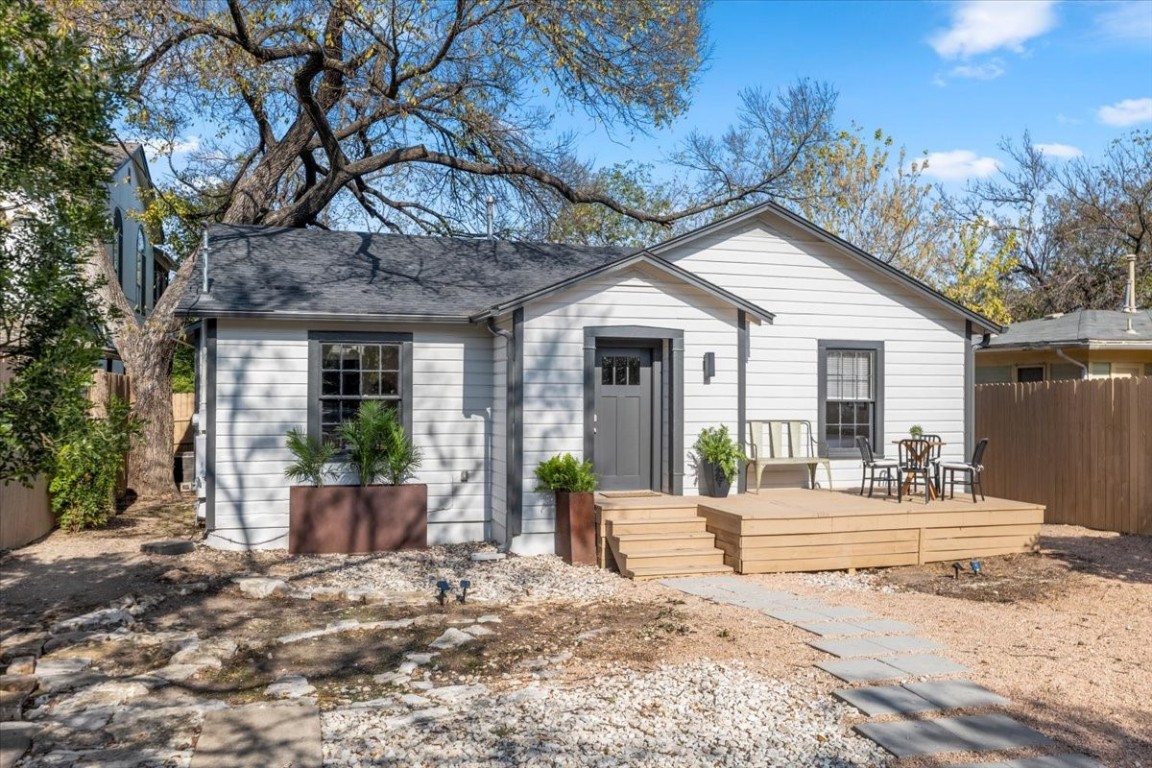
[
  {"left": 1123, "top": 254, "right": 1137, "bottom": 312},
  {"left": 486, "top": 195, "right": 495, "bottom": 239}
]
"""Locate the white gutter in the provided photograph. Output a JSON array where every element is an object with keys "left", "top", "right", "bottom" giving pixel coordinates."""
[{"left": 1055, "top": 348, "right": 1089, "bottom": 379}]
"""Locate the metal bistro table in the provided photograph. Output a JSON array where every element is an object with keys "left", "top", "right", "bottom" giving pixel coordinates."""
[{"left": 892, "top": 438, "right": 944, "bottom": 501}]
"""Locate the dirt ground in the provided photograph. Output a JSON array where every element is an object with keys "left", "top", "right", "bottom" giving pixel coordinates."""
[{"left": 2, "top": 502, "right": 1149, "bottom": 767}]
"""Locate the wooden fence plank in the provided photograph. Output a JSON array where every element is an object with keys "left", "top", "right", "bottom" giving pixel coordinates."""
[{"left": 975, "top": 378, "right": 1151, "bottom": 535}]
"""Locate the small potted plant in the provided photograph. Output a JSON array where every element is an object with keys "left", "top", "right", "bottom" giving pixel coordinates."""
[
  {"left": 286, "top": 402, "right": 427, "bottom": 554},
  {"left": 534, "top": 453, "right": 598, "bottom": 566},
  {"left": 909, "top": 424, "right": 924, "bottom": 438},
  {"left": 692, "top": 425, "right": 746, "bottom": 498}
]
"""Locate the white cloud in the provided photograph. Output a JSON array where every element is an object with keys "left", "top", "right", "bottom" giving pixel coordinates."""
[
  {"left": 930, "top": 0, "right": 1058, "bottom": 59},
  {"left": 1095, "top": 1, "right": 1152, "bottom": 42},
  {"left": 1034, "top": 142, "right": 1084, "bottom": 158},
  {"left": 1097, "top": 97, "right": 1152, "bottom": 126},
  {"left": 130, "top": 135, "right": 202, "bottom": 159},
  {"left": 948, "top": 59, "right": 1006, "bottom": 80},
  {"left": 921, "top": 150, "right": 1001, "bottom": 181}
]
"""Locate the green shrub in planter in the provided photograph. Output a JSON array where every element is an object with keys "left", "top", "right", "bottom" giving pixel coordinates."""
[
  {"left": 534, "top": 453, "right": 598, "bottom": 493},
  {"left": 284, "top": 428, "right": 337, "bottom": 487},
  {"left": 692, "top": 425, "right": 747, "bottom": 484},
  {"left": 338, "top": 402, "right": 423, "bottom": 486}
]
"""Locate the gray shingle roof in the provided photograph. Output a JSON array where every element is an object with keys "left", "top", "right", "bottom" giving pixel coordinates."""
[
  {"left": 177, "top": 225, "right": 629, "bottom": 320},
  {"left": 983, "top": 309, "right": 1152, "bottom": 348}
]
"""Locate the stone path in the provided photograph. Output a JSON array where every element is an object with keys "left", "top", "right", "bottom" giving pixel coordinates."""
[{"left": 665, "top": 575, "right": 1103, "bottom": 768}]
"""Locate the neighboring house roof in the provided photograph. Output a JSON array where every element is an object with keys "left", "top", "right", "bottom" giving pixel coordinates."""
[
  {"left": 178, "top": 224, "right": 632, "bottom": 322},
  {"left": 642, "top": 200, "right": 1003, "bottom": 335},
  {"left": 980, "top": 309, "right": 1152, "bottom": 351}
]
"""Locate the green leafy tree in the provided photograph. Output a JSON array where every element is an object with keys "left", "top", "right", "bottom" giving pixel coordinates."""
[
  {"left": 932, "top": 219, "right": 1018, "bottom": 326},
  {"left": 49, "top": 0, "right": 837, "bottom": 498},
  {"left": 0, "top": 0, "right": 114, "bottom": 484},
  {"left": 788, "top": 125, "right": 945, "bottom": 279}
]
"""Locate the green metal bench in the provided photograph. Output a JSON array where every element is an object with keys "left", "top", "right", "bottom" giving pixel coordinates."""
[{"left": 747, "top": 419, "right": 833, "bottom": 492}]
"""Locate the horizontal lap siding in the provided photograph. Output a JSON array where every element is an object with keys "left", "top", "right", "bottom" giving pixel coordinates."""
[
  {"left": 662, "top": 220, "right": 968, "bottom": 488},
  {"left": 521, "top": 267, "right": 739, "bottom": 538},
  {"left": 212, "top": 321, "right": 492, "bottom": 548}
]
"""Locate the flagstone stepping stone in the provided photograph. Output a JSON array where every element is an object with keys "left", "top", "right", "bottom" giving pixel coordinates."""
[
  {"left": 835, "top": 680, "right": 1009, "bottom": 716},
  {"left": 817, "top": 658, "right": 910, "bottom": 683},
  {"left": 809, "top": 636, "right": 942, "bottom": 658},
  {"left": 192, "top": 703, "right": 321, "bottom": 768},
  {"left": 767, "top": 608, "right": 843, "bottom": 623},
  {"left": 796, "top": 621, "right": 879, "bottom": 637},
  {"left": 883, "top": 654, "right": 970, "bottom": 676},
  {"left": 265, "top": 675, "right": 315, "bottom": 699},
  {"left": 853, "top": 619, "right": 921, "bottom": 634},
  {"left": 0, "top": 722, "right": 39, "bottom": 768},
  {"left": 903, "top": 680, "right": 1010, "bottom": 710},
  {"left": 855, "top": 714, "right": 1053, "bottom": 758},
  {"left": 948, "top": 755, "right": 1104, "bottom": 768}
]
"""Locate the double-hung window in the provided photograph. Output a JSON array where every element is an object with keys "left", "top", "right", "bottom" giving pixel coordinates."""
[
  {"left": 818, "top": 341, "right": 884, "bottom": 457},
  {"left": 308, "top": 332, "right": 413, "bottom": 445}
]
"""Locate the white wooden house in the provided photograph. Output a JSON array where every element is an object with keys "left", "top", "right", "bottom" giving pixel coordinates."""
[{"left": 177, "top": 203, "right": 999, "bottom": 553}]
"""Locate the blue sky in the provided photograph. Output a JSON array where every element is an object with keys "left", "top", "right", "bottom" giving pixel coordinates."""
[
  {"left": 571, "top": 0, "right": 1152, "bottom": 185},
  {"left": 148, "top": 1, "right": 1151, "bottom": 192}
]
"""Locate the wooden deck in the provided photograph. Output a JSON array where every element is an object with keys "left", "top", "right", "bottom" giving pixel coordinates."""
[{"left": 596, "top": 489, "right": 1045, "bottom": 578}]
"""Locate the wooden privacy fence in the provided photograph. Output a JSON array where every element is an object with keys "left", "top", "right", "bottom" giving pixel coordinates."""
[{"left": 975, "top": 377, "right": 1152, "bottom": 535}]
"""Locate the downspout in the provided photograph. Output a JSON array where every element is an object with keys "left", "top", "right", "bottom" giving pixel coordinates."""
[
  {"left": 1056, "top": 348, "right": 1089, "bottom": 379},
  {"left": 201, "top": 228, "right": 210, "bottom": 294},
  {"left": 483, "top": 317, "right": 517, "bottom": 550}
]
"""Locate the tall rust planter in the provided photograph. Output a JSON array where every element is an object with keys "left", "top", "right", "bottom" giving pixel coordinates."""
[
  {"left": 554, "top": 491, "right": 596, "bottom": 566},
  {"left": 289, "top": 485, "right": 427, "bottom": 554}
]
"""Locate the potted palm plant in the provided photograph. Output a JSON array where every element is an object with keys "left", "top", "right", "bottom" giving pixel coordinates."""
[
  {"left": 534, "top": 453, "right": 598, "bottom": 566},
  {"left": 692, "top": 425, "right": 746, "bottom": 498},
  {"left": 286, "top": 402, "right": 427, "bottom": 554}
]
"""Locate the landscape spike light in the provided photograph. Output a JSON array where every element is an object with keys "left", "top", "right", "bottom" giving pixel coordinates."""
[
  {"left": 952, "top": 562, "right": 963, "bottom": 579},
  {"left": 457, "top": 579, "right": 471, "bottom": 604},
  {"left": 436, "top": 579, "right": 451, "bottom": 606},
  {"left": 970, "top": 560, "right": 983, "bottom": 575}
]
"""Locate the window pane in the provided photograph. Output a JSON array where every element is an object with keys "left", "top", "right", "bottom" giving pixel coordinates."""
[
  {"left": 627, "top": 356, "right": 640, "bottom": 385},
  {"left": 321, "top": 371, "right": 340, "bottom": 395},
  {"left": 362, "top": 371, "right": 381, "bottom": 396},
  {"left": 341, "top": 345, "right": 362, "bottom": 370},
  {"left": 615, "top": 360, "right": 627, "bottom": 385},
  {"left": 342, "top": 372, "right": 359, "bottom": 396},
  {"left": 381, "top": 345, "right": 399, "bottom": 371},
  {"left": 341, "top": 401, "right": 360, "bottom": 422},
  {"left": 362, "top": 345, "right": 380, "bottom": 370},
  {"left": 380, "top": 372, "right": 399, "bottom": 396},
  {"left": 322, "top": 344, "right": 343, "bottom": 369},
  {"left": 601, "top": 357, "right": 613, "bottom": 386}
]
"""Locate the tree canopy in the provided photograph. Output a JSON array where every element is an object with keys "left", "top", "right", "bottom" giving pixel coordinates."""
[{"left": 0, "top": 0, "right": 116, "bottom": 482}]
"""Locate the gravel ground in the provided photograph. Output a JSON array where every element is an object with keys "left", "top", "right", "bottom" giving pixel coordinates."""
[
  {"left": 322, "top": 660, "right": 889, "bottom": 768},
  {"left": 5, "top": 507, "right": 1148, "bottom": 768}
]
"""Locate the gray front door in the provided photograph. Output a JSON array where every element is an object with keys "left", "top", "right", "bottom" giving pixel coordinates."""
[{"left": 594, "top": 346, "right": 653, "bottom": 491}]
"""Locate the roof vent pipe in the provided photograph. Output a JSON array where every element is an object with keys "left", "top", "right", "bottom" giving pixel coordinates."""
[
  {"left": 201, "top": 228, "right": 209, "bottom": 294},
  {"left": 486, "top": 195, "right": 495, "bottom": 239},
  {"left": 1123, "top": 254, "right": 1137, "bottom": 312}
]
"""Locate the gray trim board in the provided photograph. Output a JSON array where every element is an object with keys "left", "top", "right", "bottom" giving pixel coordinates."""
[
  {"left": 204, "top": 319, "right": 217, "bottom": 533},
  {"left": 475, "top": 252, "right": 775, "bottom": 325},
  {"left": 644, "top": 200, "right": 1002, "bottom": 335},
  {"left": 306, "top": 331, "right": 415, "bottom": 441},
  {"left": 507, "top": 309, "right": 524, "bottom": 540},
  {"left": 964, "top": 321, "right": 974, "bottom": 461},
  {"left": 177, "top": 308, "right": 472, "bottom": 323},
  {"left": 737, "top": 310, "right": 748, "bottom": 494},
  {"left": 817, "top": 340, "right": 885, "bottom": 459},
  {"left": 584, "top": 326, "right": 685, "bottom": 495}
]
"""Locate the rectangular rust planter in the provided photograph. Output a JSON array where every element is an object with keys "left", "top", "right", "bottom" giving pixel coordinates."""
[
  {"left": 554, "top": 491, "right": 596, "bottom": 566},
  {"left": 289, "top": 484, "right": 428, "bottom": 555}
]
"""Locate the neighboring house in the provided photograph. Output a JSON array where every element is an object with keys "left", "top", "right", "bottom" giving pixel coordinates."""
[
  {"left": 177, "top": 202, "right": 999, "bottom": 553},
  {"left": 103, "top": 144, "right": 175, "bottom": 370},
  {"left": 975, "top": 310, "right": 1152, "bottom": 383}
]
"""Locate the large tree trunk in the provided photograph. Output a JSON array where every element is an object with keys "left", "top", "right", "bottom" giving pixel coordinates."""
[
  {"left": 117, "top": 329, "right": 179, "bottom": 500},
  {"left": 87, "top": 243, "right": 199, "bottom": 502}
]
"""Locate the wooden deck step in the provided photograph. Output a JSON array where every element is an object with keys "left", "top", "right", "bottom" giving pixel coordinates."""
[
  {"left": 597, "top": 505, "right": 700, "bottom": 522},
  {"left": 618, "top": 546, "right": 726, "bottom": 571},
  {"left": 605, "top": 516, "right": 709, "bottom": 535},
  {"left": 624, "top": 562, "right": 734, "bottom": 581},
  {"left": 610, "top": 531, "right": 717, "bottom": 552}
]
